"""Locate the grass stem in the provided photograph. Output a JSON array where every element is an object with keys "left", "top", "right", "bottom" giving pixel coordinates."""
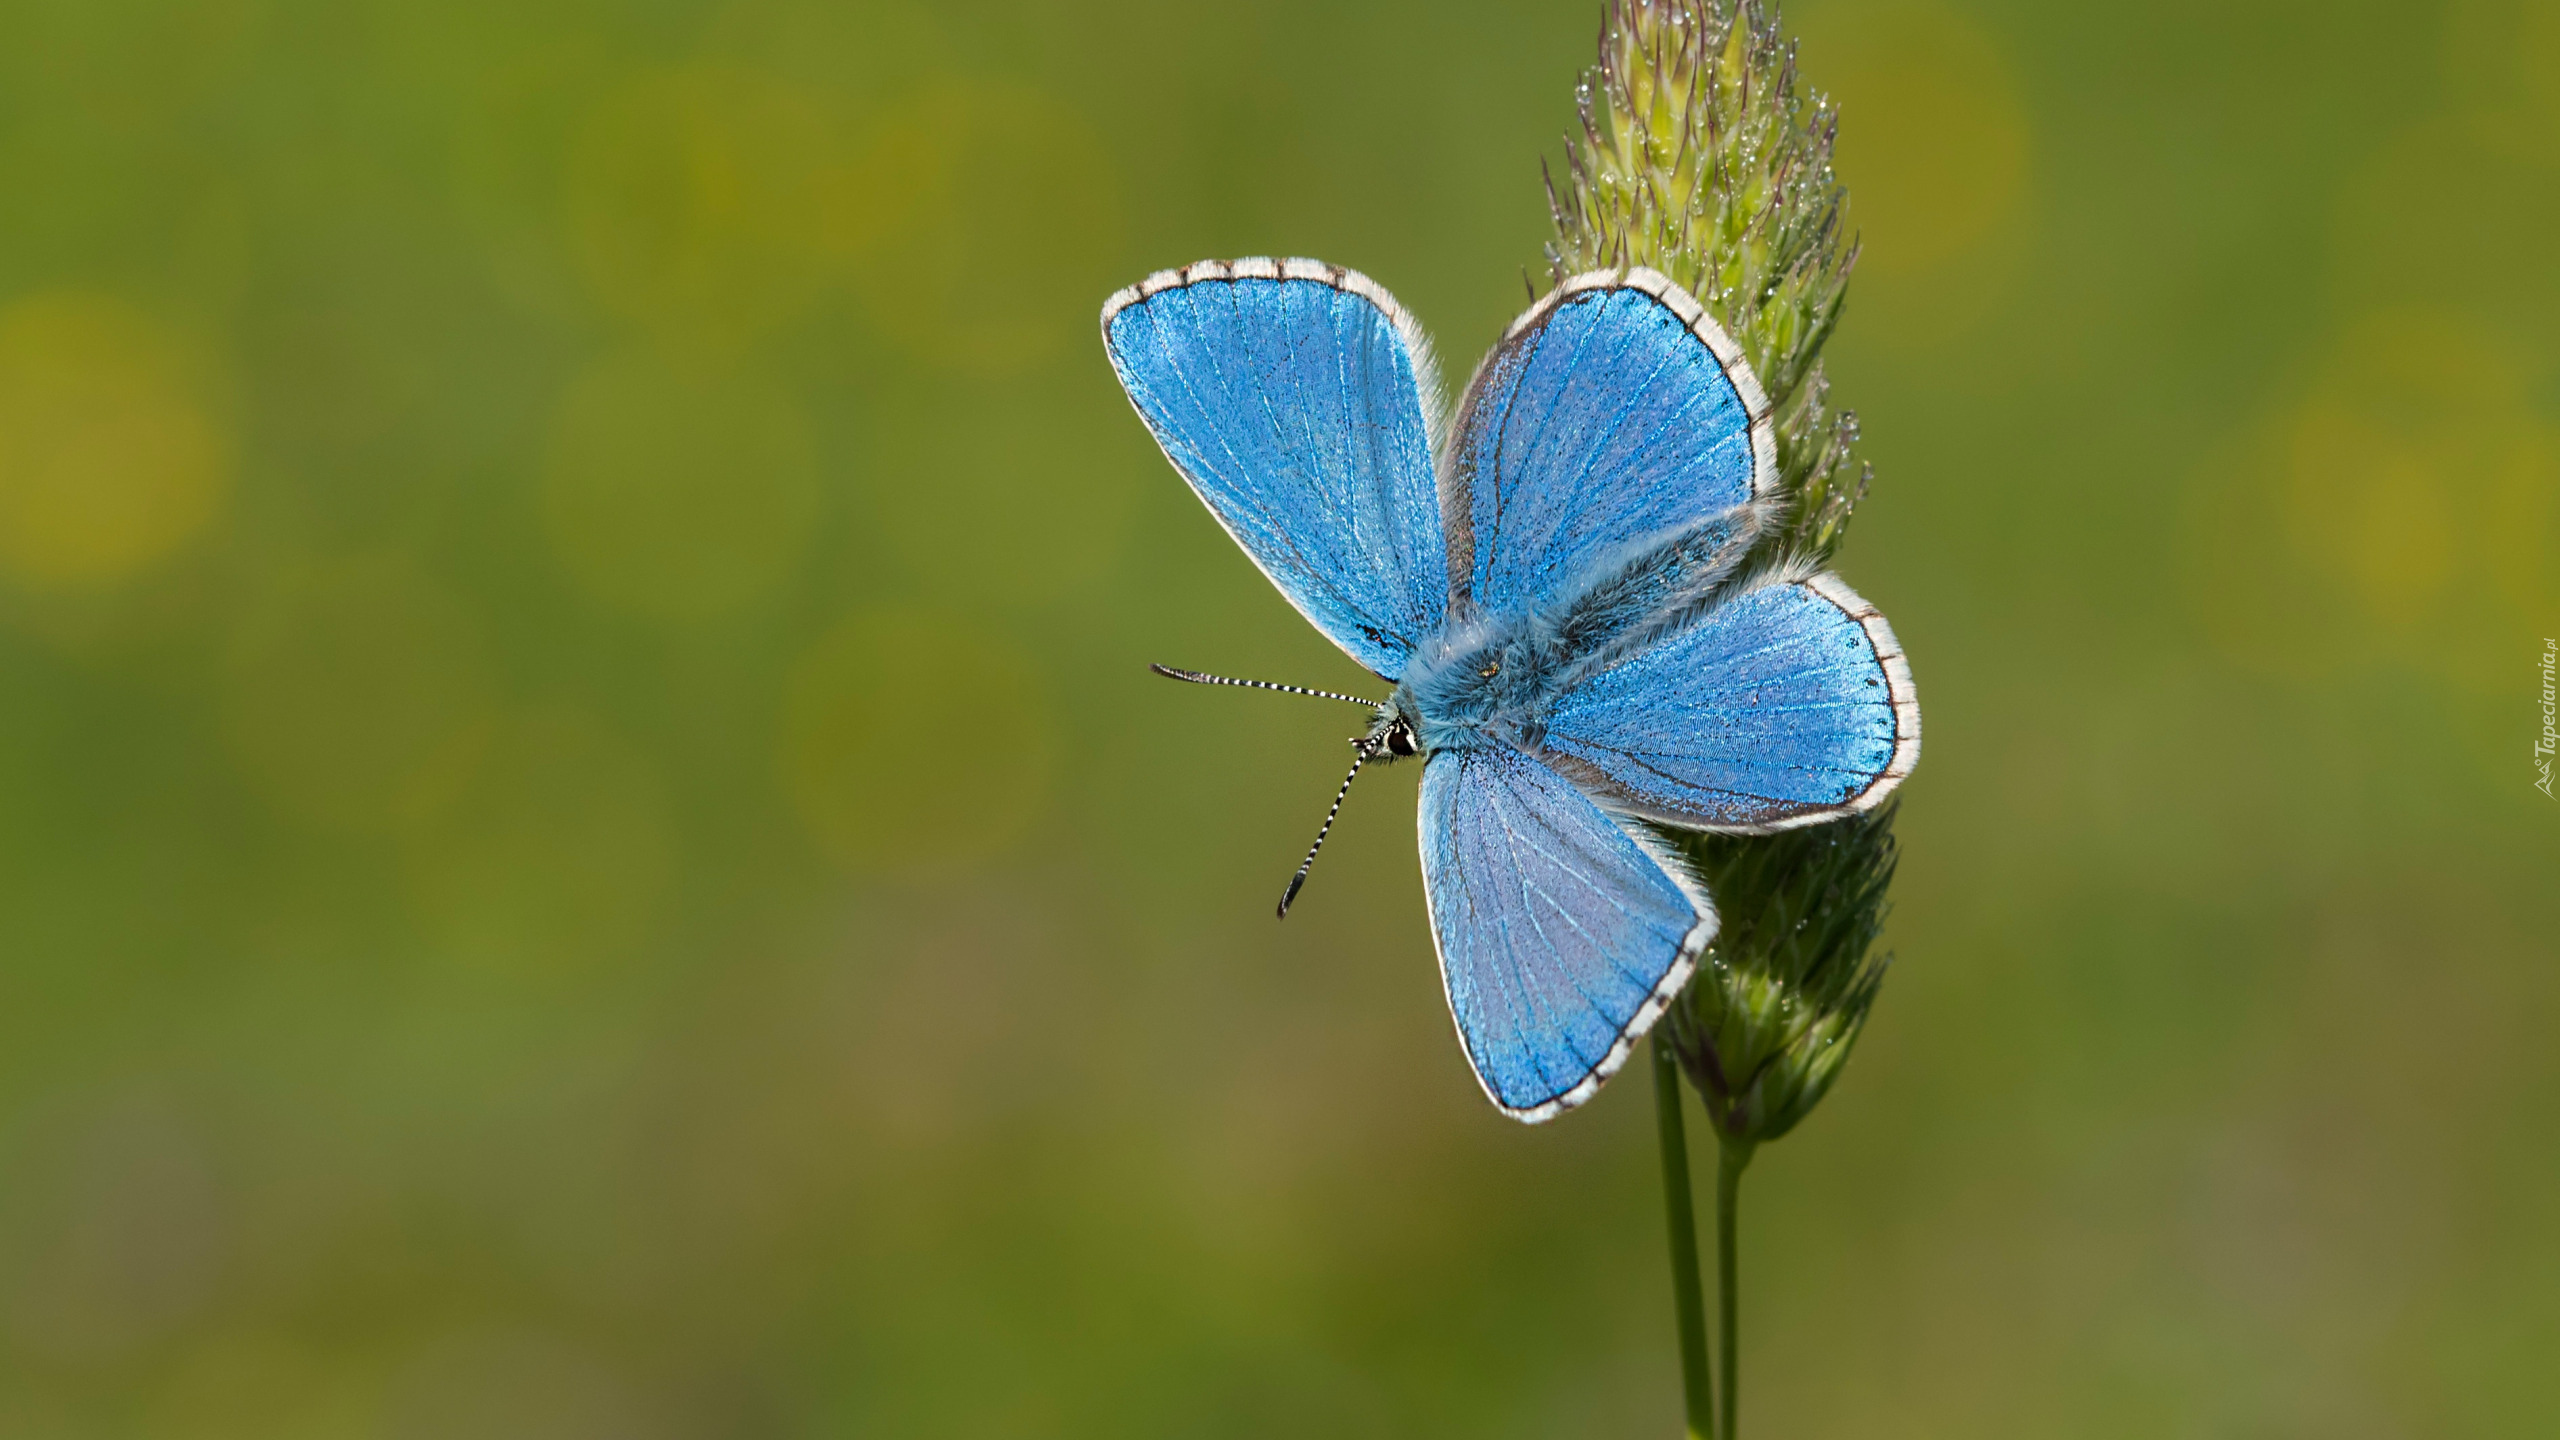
[
  {"left": 1653, "top": 1035, "right": 1716, "bottom": 1439},
  {"left": 1716, "top": 1136, "right": 1756, "bottom": 1440}
]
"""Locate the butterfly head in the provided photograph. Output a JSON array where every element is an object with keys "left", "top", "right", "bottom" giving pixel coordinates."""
[{"left": 1365, "top": 706, "right": 1422, "bottom": 760}]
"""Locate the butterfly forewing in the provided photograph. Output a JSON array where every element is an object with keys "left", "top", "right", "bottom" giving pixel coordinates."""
[
  {"left": 1102, "top": 260, "right": 1446, "bottom": 679},
  {"left": 1442, "top": 269, "right": 1776, "bottom": 619}
]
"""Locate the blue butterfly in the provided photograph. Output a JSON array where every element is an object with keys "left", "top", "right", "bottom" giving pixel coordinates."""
[{"left": 1103, "top": 258, "right": 1919, "bottom": 1122}]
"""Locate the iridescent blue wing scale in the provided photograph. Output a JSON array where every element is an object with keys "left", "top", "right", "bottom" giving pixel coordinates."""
[
  {"left": 1540, "top": 572, "right": 1921, "bottom": 833},
  {"left": 1443, "top": 268, "right": 1777, "bottom": 618},
  {"left": 1418, "top": 744, "right": 1713, "bottom": 1121},
  {"left": 1102, "top": 258, "right": 1446, "bottom": 679}
]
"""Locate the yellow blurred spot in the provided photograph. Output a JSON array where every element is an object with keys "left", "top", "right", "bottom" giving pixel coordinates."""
[
  {"left": 782, "top": 608, "right": 1054, "bottom": 870},
  {"left": 2284, "top": 414, "right": 2451, "bottom": 627},
  {"left": 401, "top": 706, "right": 677, "bottom": 975},
  {"left": 221, "top": 557, "right": 496, "bottom": 834},
  {"left": 2186, "top": 309, "right": 2557, "bottom": 686},
  {"left": 839, "top": 80, "right": 1123, "bottom": 372},
  {"left": 0, "top": 291, "right": 228, "bottom": 590},
  {"left": 565, "top": 65, "right": 845, "bottom": 349},
  {"left": 2284, "top": 311, "right": 2547, "bottom": 626},
  {"left": 541, "top": 351, "right": 820, "bottom": 623},
  {"left": 1811, "top": 4, "right": 2032, "bottom": 278}
]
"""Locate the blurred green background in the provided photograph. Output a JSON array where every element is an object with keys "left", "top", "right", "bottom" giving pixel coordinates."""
[{"left": 0, "top": 0, "right": 2554, "bottom": 1434}]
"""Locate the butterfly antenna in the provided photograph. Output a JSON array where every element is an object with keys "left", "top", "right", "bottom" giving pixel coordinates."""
[
  {"left": 1149, "top": 663, "right": 1376, "bottom": 708},
  {"left": 1277, "top": 739, "right": 1377, "bottom": 919}
]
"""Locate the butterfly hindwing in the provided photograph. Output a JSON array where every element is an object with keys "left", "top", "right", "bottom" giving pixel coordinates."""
[
  {"left": 1102, "top": 259, "right": 1447, "bottom": 679},
  {"left": 1539, "top": 572, "right": 1920, "bottom": 833},
  {"left": 1418, "top": 743, "right": 1712, "bottom": 1121},
  {"left": 1443, "top": 268, "right": 1776, "bottom": 618}
]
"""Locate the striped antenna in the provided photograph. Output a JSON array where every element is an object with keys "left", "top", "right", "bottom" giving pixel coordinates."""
[
  {"left": 1149, "top": 663, "right": 1377, "bottom": 708},
  {"left": 1277, "top": 738, "right": 1378, "bottom": 919}
]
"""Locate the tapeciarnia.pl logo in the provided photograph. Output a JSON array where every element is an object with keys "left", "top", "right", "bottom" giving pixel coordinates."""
[{"left": 2539, "top": 638, "right": 2556, "bottom": 799}]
